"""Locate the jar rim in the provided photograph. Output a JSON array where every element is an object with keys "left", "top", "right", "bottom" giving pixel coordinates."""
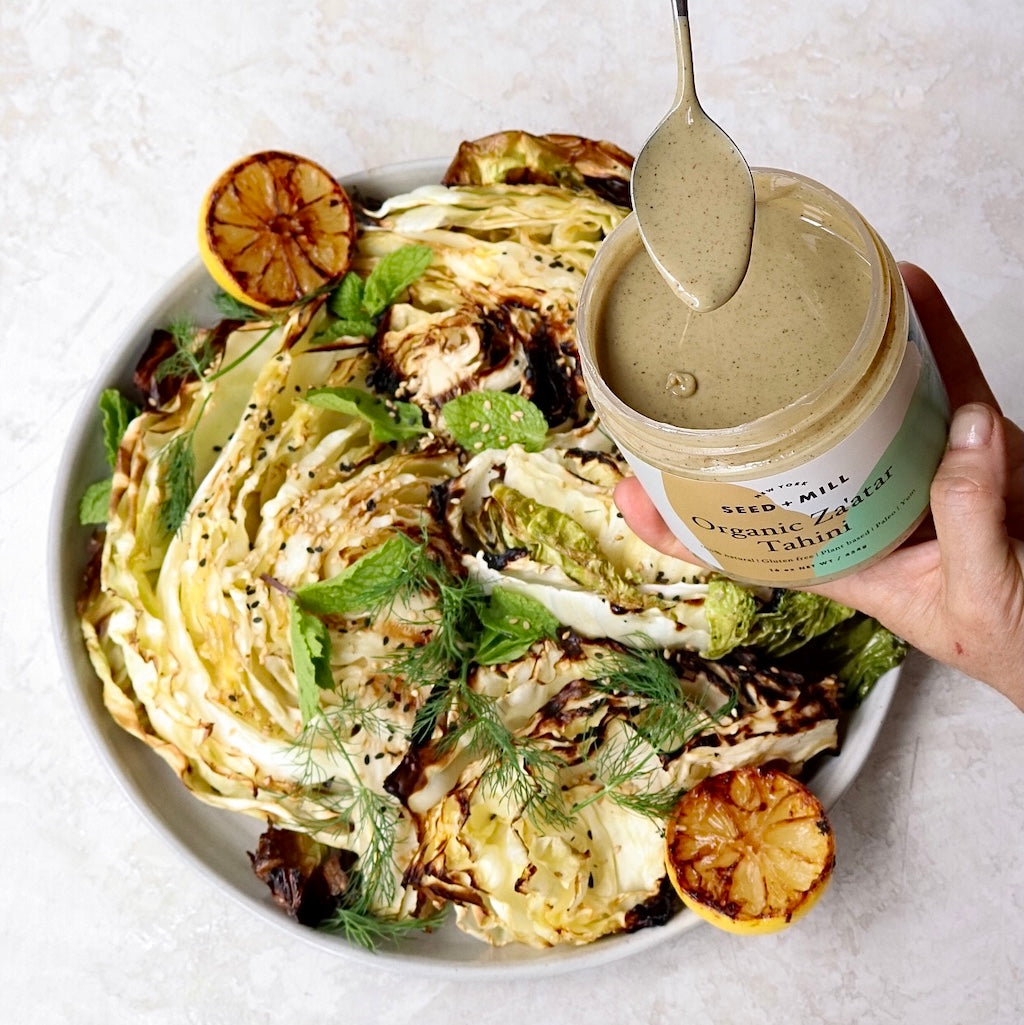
[{"left": 577, "top": 167, "right": 889, "bottom": 456}]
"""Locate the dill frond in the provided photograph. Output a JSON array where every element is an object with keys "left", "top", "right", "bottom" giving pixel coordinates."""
[
  {"left": 571, "top": 648, "right": 737, "bottom": 821},
  {"left": 608, "top": 784, "right": 687, "bottom": 820},
  {"left": 486, "top": 740, "right": 573, "bottom": 828},
  {"left": 288, "top": 707, "right": 403, "bottom": 909},
  {"left": 157, "top": 392, "right": 212, "bottom": 536},
  {"left": 591, "top": 647, "right": 729, "bottom": 753},
  {"left": 438, "top": 679, "right": 572, "bottom": 827},
  {"left": 570, "top": 721, "right": 680, "bottom": 822},
  {"left": 378, "top": 558, "right": 488, "bottom": 714},
  {"left": 318, "top": 894, "right": 448, "bottom": 950},
  {"left": 157, "top": 430, "right": 197, "bottom": 535},
  {"left": 350, "top": 786, "right": 401, "bottom": 908},
  {"left": 278, "top": 776, "right": 401, "bottom": 911},
  {"left": 155, "top": 318, "right": 215, "bottom": 384}
]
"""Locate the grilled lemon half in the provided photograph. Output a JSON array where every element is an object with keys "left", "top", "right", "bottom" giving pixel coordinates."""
[
  {"left": 665, "top": 766, "right": 835, "bottom": 935},
  {"left": 199, "top": 150, "right": 355, "bottom": 311}
]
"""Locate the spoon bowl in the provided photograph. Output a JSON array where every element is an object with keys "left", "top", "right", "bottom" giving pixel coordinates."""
[{"left": 630, "top": 1, "right": 755, "bottom": 312}]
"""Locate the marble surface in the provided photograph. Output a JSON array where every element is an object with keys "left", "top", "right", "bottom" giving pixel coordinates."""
[{"left": 3, "top": 1, "right": 1022, "bottom": 1021}]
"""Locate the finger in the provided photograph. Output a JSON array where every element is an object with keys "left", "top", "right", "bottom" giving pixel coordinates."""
[
  {"left": 803, "top": 535, "right": 939, "bottom": 623},
  {"left": 1003, "top": 414, "right": 1024, "bottom": 539},
  {"left": 612, "top": 477, "right": 703, "bottom": 564},
  {"left": 898, "top": 262, "right": 1001, "bottom": 413},
  {"left": 930, "top": 403, "right": 1011, "bottom": 604}
]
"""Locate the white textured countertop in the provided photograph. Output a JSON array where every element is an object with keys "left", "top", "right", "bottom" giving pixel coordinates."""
[{"left": 3, "top": 2, "right": 1022, "bottom": 1022}]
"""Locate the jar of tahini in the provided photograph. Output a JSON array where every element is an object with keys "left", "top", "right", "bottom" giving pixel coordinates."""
[{"left": 577, "top": 168, "right": 950, "bottom": 587}]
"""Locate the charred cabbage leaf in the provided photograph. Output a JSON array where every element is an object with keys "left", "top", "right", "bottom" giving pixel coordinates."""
[
  {"left": 703, "top": 578, "right": 855, "bottom": 659},
  {"left": 784, "top": 615, "right": 908, "bottom": 703},
  {"left": 250, "top": 825, "right": 357, "bottom": 926},
  {"left": 441, "top": 130, "right": 634, "bottom": 206}
]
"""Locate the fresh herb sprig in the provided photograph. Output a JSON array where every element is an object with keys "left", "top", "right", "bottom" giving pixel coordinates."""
[
  {"left": 291, "top": 533, "right": 443, "bottom": 624},
  {"left": 157, "top": 394, "right": 209, "bottom": 536},
  {"left": 285, "top": 768, "right": 445, "bottom": 953},
  {"left": 571, "top": 648, "right": 736, "bottom": 819},
  {"left": 440, "top": 391, "right": 549, "bottom": 453},
  {"left": 590, "top": 648, "right": 732, "bottom": 752},
  {"left": 153, "top": 316, "right": 277, "bottom": 534},
  {"left": 305, "top": 387, "right": 428, "bottom": 444},
  {"left": 318, "top": 896, "right": 448, "bottom": 950},
  {"left": 291, "top": 708, "right": 402, "bottom": 908},
  {"left": 431, "top": 679, "right": 573, "bottom": 827},
  {"left": 281, "top": 534, "right": 566, "bottom": 822},
  {"left": 284, "top": 614, "right": 448, "bottom": 949},
  {"left": 78, "top": 388, "right": 140, "bottom": 525},
  {"left": 316, "top": 244, "right": 433, "bottom": 343},
  {"left": 154, "top": 319, "right": 215, "bottom": 385},
  {"left": 289, "top": 603, "right": 336, "bottom": 722}
]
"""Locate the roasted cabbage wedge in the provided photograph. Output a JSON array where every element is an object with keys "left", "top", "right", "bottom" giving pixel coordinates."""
[{"left": 78, "top": 132, "right": 904, "bottom": 950}]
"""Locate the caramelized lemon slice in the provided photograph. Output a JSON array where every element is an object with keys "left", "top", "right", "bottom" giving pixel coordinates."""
[
  {"left": 199, "top": 150, "right": 355, "bottom": 311},
  {"left": 665, "top": 766, "right": 835, "bottom": 935}
]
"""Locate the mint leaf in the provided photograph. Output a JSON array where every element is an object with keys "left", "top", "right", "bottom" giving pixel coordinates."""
[
  {"left": 296, "top": 534, "right": 421, "bottom": 617},
  {"left": 289, "top": 600, "right": 335, "bottom": 723},
  {"left": 212, "top": 289, "right": 265, "bottom": 321},
  {"left": 99, "top": 388, "right": 139, "bottom": 468},
  {"left": 79, "top": 478, "right": 112, "bottom": 525},
  {"left": 474, "top": 587, "right": 559, "bottom": 665},
  {"left": 79, "top": 389, "right": 138, "bottom": 527},
  {"left": 319, "top": 245, "right": 431, "bottom": 342},
  {"left": 327, "top": 272, "right": 366, "bottom": 321},
  {"left": 362, "top": 245, "right": 433, "bottom": 317},
  {"left": 317, "top": 317, "right": 379, "bottom": 342},
  {"left": 441, "top": 391, "right": 548, "bottom": 453},
  {"left": 305, "top": 387, "right": 427, "bottom": 443}
]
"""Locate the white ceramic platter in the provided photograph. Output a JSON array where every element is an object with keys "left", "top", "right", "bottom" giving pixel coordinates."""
[{"left": 48, "top": 158, "right": 901, "bottom": 979}]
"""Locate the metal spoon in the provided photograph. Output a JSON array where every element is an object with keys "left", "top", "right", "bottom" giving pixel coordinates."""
[{"left": 630, "top": 0, "right": 755, "bottom": 312}]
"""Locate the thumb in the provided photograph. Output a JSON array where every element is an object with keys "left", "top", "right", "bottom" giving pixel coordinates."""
[
  {"left": 612, "top": 476, "right": 700, "bottom": 564},
  {"left": 931, "top": 402, "right": 1010, "bottom": 603}
]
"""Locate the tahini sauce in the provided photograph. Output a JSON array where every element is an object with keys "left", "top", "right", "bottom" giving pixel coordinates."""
[
  {"left": 630, "top": 15, "right": 755, "bottom": 312},
  {"left": 599, "top": 175, "right": 873, "bottom": 430}
]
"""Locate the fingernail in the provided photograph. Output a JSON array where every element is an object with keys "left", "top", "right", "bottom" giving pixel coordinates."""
[{"left": 948, "top": 403, "right": 994, "bottom": 450}]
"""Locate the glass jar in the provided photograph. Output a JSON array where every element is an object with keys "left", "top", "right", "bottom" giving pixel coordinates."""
[{"left": 577, "top": 168, "right": 950, "bottom": 586}]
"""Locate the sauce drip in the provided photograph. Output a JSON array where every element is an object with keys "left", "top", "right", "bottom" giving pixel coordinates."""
[{"left": 630, "top": 12, "right": 755, "bottom": 313}]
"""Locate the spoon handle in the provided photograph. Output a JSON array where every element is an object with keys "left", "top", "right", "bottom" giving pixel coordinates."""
[{"left": 675, "top": 0, "right": 688, "bottom": 15}]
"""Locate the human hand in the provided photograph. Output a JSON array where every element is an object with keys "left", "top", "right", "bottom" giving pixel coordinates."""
[{"left": 613, "top": 263, "right": 1024, "bottom": 709}]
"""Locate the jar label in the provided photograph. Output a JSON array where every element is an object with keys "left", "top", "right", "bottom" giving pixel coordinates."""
[{"left": 625, "top": 309, "right": 949, "bottom": 586}]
